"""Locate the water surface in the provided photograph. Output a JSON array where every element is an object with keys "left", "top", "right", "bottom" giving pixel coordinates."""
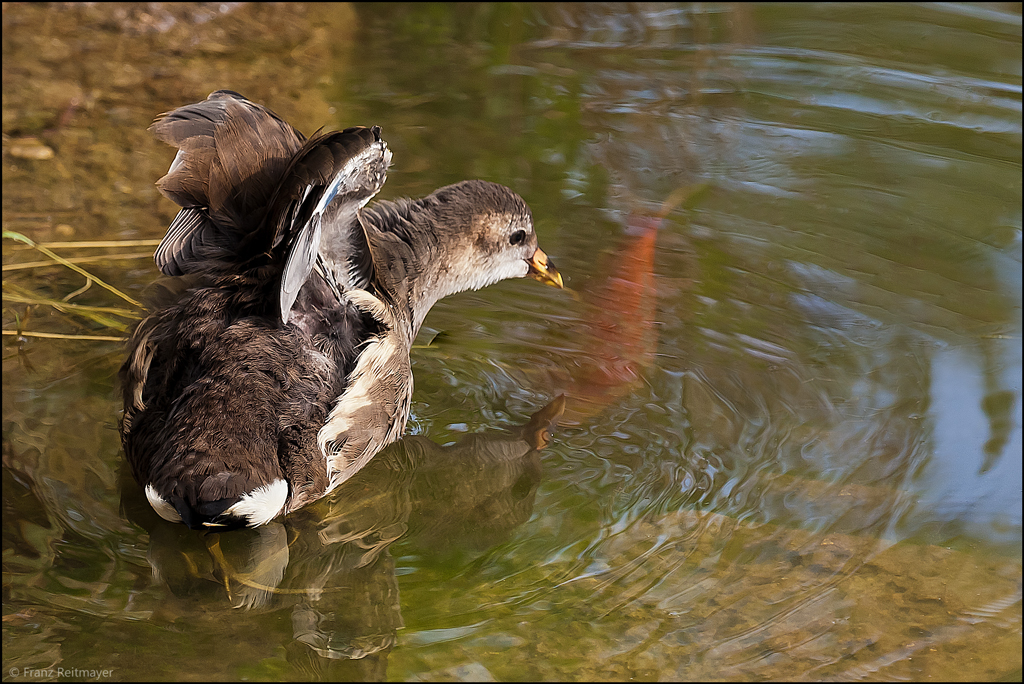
[{"left": 3, "top": 3, "right": 1021, "bottom": 681}]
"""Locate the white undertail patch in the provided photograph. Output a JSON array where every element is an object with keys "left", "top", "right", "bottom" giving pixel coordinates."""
[
  {"left": 224, "top": 479, "right": 289, "bottom": 527},
  {"left": 145, "top": 484, "right": 183, "bottom": 524}
]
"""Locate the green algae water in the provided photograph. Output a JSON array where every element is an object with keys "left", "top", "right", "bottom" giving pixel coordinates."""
[{"left": 3, "top": 3, "right": 1020, "bottom": 681}]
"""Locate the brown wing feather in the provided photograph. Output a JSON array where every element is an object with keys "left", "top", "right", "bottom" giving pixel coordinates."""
[{"left": 149, "top": 90, "right": 305, "bottom": 275}]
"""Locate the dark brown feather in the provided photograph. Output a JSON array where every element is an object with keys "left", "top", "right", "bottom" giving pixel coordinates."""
[{"left": 149, "top": 90, "right": 305, "bottom": 275}]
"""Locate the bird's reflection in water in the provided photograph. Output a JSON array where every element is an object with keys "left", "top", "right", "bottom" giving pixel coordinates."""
[{"left": 121, "top": 395, "right": 564, "bottom": 680}]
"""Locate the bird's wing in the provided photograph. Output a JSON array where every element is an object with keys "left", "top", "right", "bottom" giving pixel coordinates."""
[
  {"left": 149, "top": 90, "right": 305, "bottom": 276},
  {"left": 268, "top": 125, "right": 391, "bottom": 324}
]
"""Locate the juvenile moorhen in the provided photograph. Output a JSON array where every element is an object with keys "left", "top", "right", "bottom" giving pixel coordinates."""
[{"left": 119, "top": 90, "right": 562, "bottom": 530}]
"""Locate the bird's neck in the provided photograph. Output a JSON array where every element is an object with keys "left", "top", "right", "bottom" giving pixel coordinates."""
[{"left": 362, "top": 201, "right": 472, "bottom": 339}]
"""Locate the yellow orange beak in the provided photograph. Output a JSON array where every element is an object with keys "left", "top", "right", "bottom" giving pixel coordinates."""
[{"left": 527, "top": 247, "right": 563, "bottom": 289}]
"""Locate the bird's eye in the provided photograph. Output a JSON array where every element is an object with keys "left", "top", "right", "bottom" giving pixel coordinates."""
[{"left": 509, "top": 229, "right": 526, "bottom": 246}]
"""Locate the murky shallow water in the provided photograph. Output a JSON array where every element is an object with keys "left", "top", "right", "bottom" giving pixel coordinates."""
[{"left": 3, "top": 3, "right": 1021, "bottom": 681}]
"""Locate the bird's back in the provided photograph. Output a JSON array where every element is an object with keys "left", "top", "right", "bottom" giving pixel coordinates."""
[{"left": 120, "top": 91, "right": 388, "bottom": 529}]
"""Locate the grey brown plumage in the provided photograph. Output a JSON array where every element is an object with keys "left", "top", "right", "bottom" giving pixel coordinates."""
[{"left": 120, "top": 90, "right": 562, "bottom": 529}]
